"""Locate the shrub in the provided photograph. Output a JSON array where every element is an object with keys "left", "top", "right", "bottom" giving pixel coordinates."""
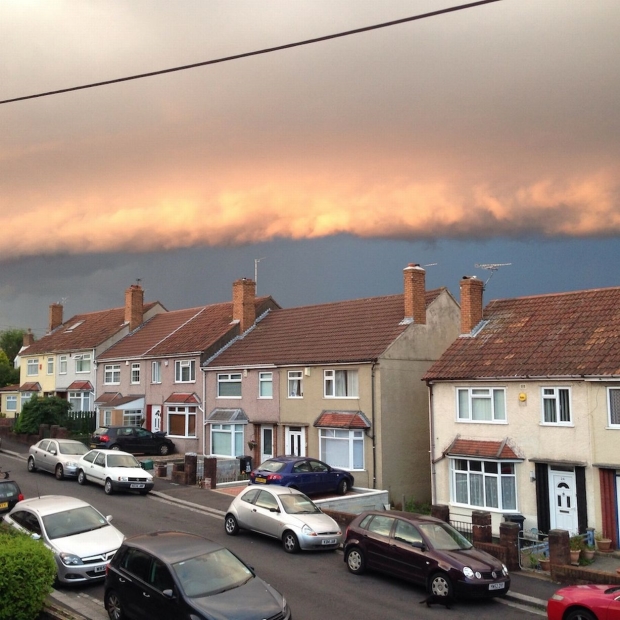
[
  {"left": 13, "top": 396, "right": 71, "bottom": 435},
  {"left": 0, "top": 526, "right": 56, "bottom": 620},
  {"left": 404, "top": 498, "right": 432, "bottom": 514}
]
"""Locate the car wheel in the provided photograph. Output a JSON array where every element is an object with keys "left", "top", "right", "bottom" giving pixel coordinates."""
[
  {"left": 77, "top": 470, "right": 87, "bottom": 485},
  {"left": 158, "top": 444, "right": 170, "bottom": 456},
  {"left": 27, "top": 457, "right": 37, "bottom": 472},
  {"left": 224, "top": 514, "right": 239, "bottom": 536},
  {"left": 429, "top": 572, "right": 453, "bottom": 598},
  {"left": 565, "top": 609, "right": 597, "bottom": 620},
  {"left": 110, "top": 444, "right": 121, "bottom": 451},
  {"left": 104, "top": 479, "right": 114, "bottom": 495},
  {"left": 282, "top": 530, "right": 300, "bottom": 554},
  {"left": 55, "top": 464, "right": 64, "bottom": 480},
  {"left": 345, "top": 547, "right": 366, "bottom": 574},
  {"left": 105, "top": 589, "right": 126, "bottom": 620},
  {"left": 337, "top": 478, "right": 350, "bottom": 495}
]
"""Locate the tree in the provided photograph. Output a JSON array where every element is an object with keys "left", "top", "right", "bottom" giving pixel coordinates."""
[
  {"left": 13, "top": 396, "right": 71, "bottom": 435},
  {"left": 0, "top": 328, "right": 28, "bottom": 366}
]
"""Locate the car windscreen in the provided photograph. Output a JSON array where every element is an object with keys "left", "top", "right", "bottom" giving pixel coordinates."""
[
  {"left": 258, "top": 460, "right": 286, "bottom": 473},
  {"left": 173, "top": 548, "right": 253, "bottom": 597},
  {"left": 418, "top": 522, "right": 473, "bottom": 551},
  {"left": 42, "top": 506, "right": 109, "bottom": 539},
  {"left": 107, "top": 454, "right": 141, "bottom": 468},
  {"left": 58, "top": 443, "right": 89, "bottom": 455},
  {"left": 279, "top": 494, "right": 321, "bottom": 515}
]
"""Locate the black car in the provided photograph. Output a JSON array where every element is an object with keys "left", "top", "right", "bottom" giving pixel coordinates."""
[
  {"left": 343, "top": 510, "right": 510, "bottom": 601},
  {"left": 104, "top": 531, "right": 291, "bottom": 620},
  {"left": 0, "top": 478, "right": 24, "bottom": 514},
  {"left": 90, "top": 427, "right": 175, "bottom": 456}
]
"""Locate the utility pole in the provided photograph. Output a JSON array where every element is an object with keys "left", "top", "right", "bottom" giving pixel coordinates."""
[{"left": 254, "top": 258, "right": 265, "bottom": 295}]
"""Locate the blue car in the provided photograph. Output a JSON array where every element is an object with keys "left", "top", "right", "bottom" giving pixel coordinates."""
[{"left": 249, "top": 456, "right": 354, "bottom": 496}]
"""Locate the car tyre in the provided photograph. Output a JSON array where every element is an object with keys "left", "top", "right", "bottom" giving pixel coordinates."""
[
  {"left": 27, "top": 457, "right": 37, "bottom": 472},
  {"left": 104, "top": 479, "right": 114, "bottom": 495},
  {"left": 337, "top": 478, "right": 350, "bottom": 495},
  {"left": 105, "top": 589, "right": 126, "bottom": 620},
  {"left": 565, "top": 610, "right": 596, "bottom": 620},
  {"left": 225, "top": 514, "right": 240, "bottom": 536},
  {"left": 429, "top": 572, "right": 453, "bottom": 599},
  {"left": 282, "top": 530, "right": 300, "bottom": 554},
  {"left": 158, "top": 444, "right": 170, "bottom": 456},
  {"left": 110, "top": 444, "right": 121, "bottom": 451},
  {"left": 345, "top": 547, "right": 366, "bottom": 574},
  {"left": 55, "top": 464, "right": 64, "bottom": 480},
  {"left": 77, "top": 470, "right": 87, "bottom": 485}
]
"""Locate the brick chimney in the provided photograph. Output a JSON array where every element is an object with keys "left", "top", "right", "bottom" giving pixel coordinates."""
[
  {"left": 460, "top": 276, "right": 484, "bottom": 334},
  {"left": 22, "top": 328, "right": 35, "bottom": 347},
  {"left": 48, "top": 303, "right": 63, "bottom": 332},
  {"left": 403, "top": 263, "right": 426, "bottom": 324},
  {"left": 125, "top": 284, "right": 144, "bottom": 332},
  {"left": 233, "top": 278, "right": 256, "bottom": 333}
]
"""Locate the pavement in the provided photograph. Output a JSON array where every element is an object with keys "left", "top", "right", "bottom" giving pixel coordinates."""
[{"left": 2, "top": 435, "right": 620, "bottom": 620}]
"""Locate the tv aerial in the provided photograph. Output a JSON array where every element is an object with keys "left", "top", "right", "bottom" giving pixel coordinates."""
[{"left": 475, "top": 263, "right": 512, "bottom": 288}]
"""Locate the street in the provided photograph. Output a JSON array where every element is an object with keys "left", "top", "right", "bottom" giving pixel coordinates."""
[{"left": 3, "top": 451, "right": 545, "bottom": 620}]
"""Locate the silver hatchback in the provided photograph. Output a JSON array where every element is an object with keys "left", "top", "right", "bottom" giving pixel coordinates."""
[{"left": 28, "top": 438, "right": 89, "bottom": 480}]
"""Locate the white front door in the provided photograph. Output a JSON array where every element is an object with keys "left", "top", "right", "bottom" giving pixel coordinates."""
[
  {"left": 261, "top": 425, "right": 274, "bottom": 463},
  {"left": 285, "top": 426, "right": 305, "bottom": 457},
  {"left": 152, "top": 406, "right": 162, "bottom": 432},
  {"left": 549, "top": 468, "right": 578, "bottom": 534}
]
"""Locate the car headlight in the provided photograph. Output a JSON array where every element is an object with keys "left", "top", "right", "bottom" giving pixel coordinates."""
[
  {"left": 502, "top": 563, "right": 509, "bottom": 576},
  {"left": 60, "top": 553, "right": 83, "bottom": 566},
  {"left": 551, "top": 594, "right": 564, "bottom": 601},
  {"left": 65, "top": 461, "right": 78, "bottom": 467},
  {"left": 301, "top": 524, "right": 317, "bottom": 536},
  {"left": 463, "top": 567, "right": 474, "bottom": 578},
  {"left": 117, "top": 476, "right": 129, "bottom": 482}
]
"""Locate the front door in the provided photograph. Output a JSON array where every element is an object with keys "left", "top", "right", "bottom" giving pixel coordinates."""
[
  {"left": 286, "top": 426, "right": 305, "bottom": 457},
  {"left": 261, "top": 425, "right": 274, "bottom": 463},
  {"left": 549, "top": 468, "right": 578, "bottom": 534},
  {"left": 616, "top": 473, "right": 620, "bottom": 546}
]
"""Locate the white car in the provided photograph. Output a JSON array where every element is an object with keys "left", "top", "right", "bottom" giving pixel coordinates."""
[
  {"left": 224, "top": 486, "right": 343, "bottom": 553},
  {"left": 77, "top": 449, "right": 154, "bottom": 495},
  {"left": 3, "top": 495, "right": 124, "bottom": 584},
  {"left": 28, "top": 438, "right": 89, "bottom": 480}
]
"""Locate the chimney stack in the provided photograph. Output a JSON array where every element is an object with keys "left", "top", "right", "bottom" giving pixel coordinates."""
[
  {"left": 233, "top": 278, "right": 256, "bottom": 333},
  {"left": 125, "top": 284, "right": 144, "bottom": 332},
  {"left": 403, "top": 263, "right": 426, "bottom": 324},
  {"left": 49, "top": 303, "right": 63, "bottom": 333},
  {"left": 460, "top": 276, "right": 484, "bottom": 334},
  {"left": 22, "top": 328, "right": 35, "bottom": 347}
]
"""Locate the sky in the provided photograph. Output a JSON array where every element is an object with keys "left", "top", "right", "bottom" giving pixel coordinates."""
[{"left": 1, "top": 0, "right": 619, "bottom": 338}]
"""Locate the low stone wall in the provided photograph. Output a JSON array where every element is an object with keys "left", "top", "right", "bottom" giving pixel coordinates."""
[
  {"left": 477, "top": 542, "right": 508, "bottom": 565},
  {"left": 551, "top": 564, "right": 620, "bottom": 585},
  {"left": 314, "top": 488, "right": 389, "bottom": 513}
]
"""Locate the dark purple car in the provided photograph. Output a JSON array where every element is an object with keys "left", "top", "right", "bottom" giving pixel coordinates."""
[
  {"left": 249, "top": 456, "right": 354, "bottom": 496},
  {"left": 343, "top": 511, "right": 510, "bottom": 601}
]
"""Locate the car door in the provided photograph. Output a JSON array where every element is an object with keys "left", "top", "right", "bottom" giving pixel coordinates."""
[
  {"left": 248, "top": 490, "right": 283, "bottom": 538},
  {"left": 234, "top": 488, "right": 262, "bottom": 529},
  {"left": 86, "top": 451, "right": 107, "bottom": 485},
  {"left": 134, "top": 429, "right": 156, "bottom": 454},
  {"left": 36, "top": 440, "right": 51, "bottom": 473},
  {"left": 44, "top": 440, "right": 60, "bottom": 474},
  {"left": 290, "top": 460, "right": 314, "bottom": 494},
  {"left": 116, "top": 427, "right": 137, "bottom": 452},
  {"left": 361, "top": 514, "right": 396, "bottom": 573},
  {"left": 309, "top": 459, "right": 333, "bottom": 493},
  {"left": 388, "top": 518, "right": 428, "bottom": 584}
]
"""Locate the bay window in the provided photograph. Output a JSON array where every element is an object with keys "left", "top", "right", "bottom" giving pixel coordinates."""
[
  {"left": 167, "top": 405, "right": 197, "bottom": 437},
  {"left": 451, "top": 458, "right": 517, "bottom": 510},
  {"left": 211, "top": 423, "right": 244, "bottom": 456},
  {"left": 319, "top": 428, "right": 364, "bottom": 470}
]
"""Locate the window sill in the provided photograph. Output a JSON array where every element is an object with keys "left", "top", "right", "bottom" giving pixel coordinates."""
[
  {"left": 539, "top": 423, "right": 574, "bottom": 428},
  {"left": 456, "top": 419, "right": 508, "bottom": 424},
  {"left": 450, "top": 502, "right": 517, "bottom": 514}
]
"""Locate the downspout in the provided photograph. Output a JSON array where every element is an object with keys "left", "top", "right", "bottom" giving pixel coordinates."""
[
  {"left": 371, "top": 361, "right": 377, "bottom": 489},
  {"left": 427, "top": 380, "right": 437, "bottom": 505},
  {"left": 201, "top": 366, "right": 207, "bottom": 457}
]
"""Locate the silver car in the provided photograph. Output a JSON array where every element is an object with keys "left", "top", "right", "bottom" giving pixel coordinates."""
[
  {"left": 28, "top": 438, "right": 89, "bottom": 480},
  {"left": 224, "top": 486, "right": 343, "bottom": 553},
  {"left": 3, "top": 495, "right": 125, "bottom": 584}
]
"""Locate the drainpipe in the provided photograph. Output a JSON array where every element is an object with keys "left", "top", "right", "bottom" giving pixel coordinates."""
[
  {"left": 201, "top": 366, "right": 207, "bottom": 457},
  {"left": 370, "top": 361, "right": 377, "bottom": 489},
  {"left": 427, "top": 380, "right": 437, "bottom": 505}
]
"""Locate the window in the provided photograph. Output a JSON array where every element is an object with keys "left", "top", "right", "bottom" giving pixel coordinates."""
[
  {"left": 131, "top": 363, "right": 140, "bottom": 384},
  {"left": 21, "top": 391, "right": 35, "bottom": 408},
  {"left": 288, "top": 371, "right": 303, "bottom": 398},
  {"left": 75, "top": 353, "right": 91, "bottom": 373},
  {"left": 457, "top": 387, "right": 506, "bottom": 422},
  {"left": 319, "top": 429, "right": 364, "bottom": 470},
  {"left": 608, "top": 388, "right": 620, "bottom": 427},
  {"left": 542, "top": 387, "right": 571, "bottom": 425},
  {"left": 68, "top": 391, "right": 92, "bottom": 411},
  {"left": 47, "top": 357, "right": 54, "bottom": 375},
  {"left": 6, "top": 395, "right": 17, "bottom": 411},
  {"left": 175, "top": 359, "right": 195, "bottom": 383},
  {"left": 102, "top": 409, "right": 112, "bottom": 426},
  {"left": 451, "top": 458, "right": 517, "bottom": 511},
  {"left": 152, "top": 361, "right": 161, "bottom": 384},
  {"left": 27, "top": 359, "right": 39, "bottom": 376},
  {"left": 211, "top": 423, "right": 244, "bottom": 456},
  {"left": 104, "top": 364, "right": 120, "bottom": 384},
  {"left": 324, "top": 369, "right": 359, "bottom": 398},
  {"left": 258, "top": 372, "right": 273, "bottom": 398},
  {"left": 217, "top": 373, "right": 242, "bottom": 398},
  {"left": 59, "top": 355, "right": 67, "bottom": 374},
  {"left": 167, "top": 405, "right": 197, "bottom": 437},
  {"left": 123, "top": 410, "right": 143, "bottom": 426}
]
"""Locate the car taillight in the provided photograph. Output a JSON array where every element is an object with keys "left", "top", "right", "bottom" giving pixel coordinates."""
[
  {"left": 18, "top": 494, "right": 24, "bottom": 501},
  {"left": 267, "top": 474, "right": 283, "bottom": 481},
  {"left": 99, "top": 435, "right": 110, "bottom": 442}
]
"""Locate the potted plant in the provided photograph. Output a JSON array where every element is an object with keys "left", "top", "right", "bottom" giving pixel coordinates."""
[
  {"left": 583, "top": 543, "right": 596, "bottom": 561},
  {"left": 538, "top": 556, "right": 551, "bottom": 571},
  {"left": 595, "top": 532, "right": 613, "bottom": 552},
  {"left": 569, "top": 535, "right": 584, "bottom": 565},
  {"left": 247, "top": 439, "right": 257, "bottom": 451}
]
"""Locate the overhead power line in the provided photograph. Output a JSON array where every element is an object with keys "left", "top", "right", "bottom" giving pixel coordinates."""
[{"left": 1, "top": 0, "right": 502, "bottom": 105}]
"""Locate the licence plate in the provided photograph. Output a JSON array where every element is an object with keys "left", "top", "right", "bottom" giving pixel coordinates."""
[
  {"left": 255, "top": 477, "right": 266, "bottom": 483},
  {"left": 0, "top": 502, "right": 7, "bottom": 510},
  {"left": 322, "top": 539, "right": 337, "bottom": 545},
  {"left": 130, "top": 484, "right": 145, "bottom": 489},
  {"left": 94, "top": 566, "right": 106, "bottom": 573},
  {"left": 90, "top": 444, "right": 96, "bottom": 448},
  {"left": 489, "top": 582, "right": 505, "bottom": 591}
]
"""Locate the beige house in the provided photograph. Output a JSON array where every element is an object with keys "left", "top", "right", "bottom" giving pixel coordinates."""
[
  {"left": 424, "top": 277, "right": 620, "bottom": 547},
  {"left": 0, "top": 384, "right": 19, "bottom": 418}
]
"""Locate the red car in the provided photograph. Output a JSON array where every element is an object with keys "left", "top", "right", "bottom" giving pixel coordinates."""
[{"left": 547, "top": 585, "right": 620, "bottom": 620}]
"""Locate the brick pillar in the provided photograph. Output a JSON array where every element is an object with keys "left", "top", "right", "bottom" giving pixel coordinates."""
[
  {"left": 184, "top": 453, "right": 197, "bottom": 486},
  {"left": 472, "top": 511, "right": 492, "bottom": 545},
  {"left": 203, "top": 456, "right": 217, "bottom": 490},
  {"left": 500, "top": 522, "right": 520, "bottom": 571},
  {"left": 548, "top": 529, "right": 570, "bottom": 566},
  {"left": 431, "top": 504, "right": 450, "bottom": 523}
]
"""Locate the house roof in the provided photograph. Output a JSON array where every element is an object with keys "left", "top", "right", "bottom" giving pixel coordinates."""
[
  {"left": 93, "top": 392, "right": 143, "bottom": 407},
  {"left": 425, "top": 286, "right": 620, "bottom": 380},
  {"left": 164, "top": 393, "right": 200, "bottom": 404},
  {"left": 447, "top": 438, "right": 520, "bottom": 460},
  {"left": 206, "top": 290, "right": 444, "bottom": 367},
  {"left": 20, "top": 382, "right": 41, "bottom": 392},
  {"left": 98, "top": 297, "right": 277, "bottom": 360},
  {"left": 314, "top": 410, "right": 371, "bottom": 429},
  {"left": 20, "top": 302, "right": 162, "bottom": 356},
  {"left": 0, "top": 384, "right": 19, "bottom": 393},
  {"left": 66, "top": 381, "right": 93, "bottom": 391}
]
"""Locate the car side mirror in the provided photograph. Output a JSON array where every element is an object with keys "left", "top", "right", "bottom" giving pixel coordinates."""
[
  {"left": 31, "top": 533, "right": 41, "bottom": 541},
  {"left": 412, "top": 541, "right": 426, "bottom": 551},
  {"left": 106, "top": 515, "right": 113, "bottom": 522},
  {"left": 269, "top": 507, "right": 280, "bottom": 513},
  {"left": 162, "top": 589, "right": 175, "bottom": 599},
  {"left": 49, "top": 449, "right": 57, "bottom": 455}
]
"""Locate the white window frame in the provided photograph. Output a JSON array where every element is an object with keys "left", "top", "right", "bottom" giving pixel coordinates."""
[
  {"left": 75, "top": 353, "right": 91, "bottom": 374},
  {"left": 59, "top": 355, "right": 67, "bottom": 375},
  {"left": 21, "top": 391, "right": 35, "bottom": 408},
  {"left": 6, "top": 395, "right": 17, "bottom": 411},
  {"left": 217, "top": 373, "right": 242, "bottom": 398},
  {"left": 102, "top": 409, "right": 112, "bottom": 426},
  {"left": 46, "top": 357, "right": 54, "bottom": 375},
  {"left": 541, "top": 387, "right": 572, "bottom": 426},
  {"left": 27, "top": 359, "right": 39, "bottom": 376},
  {"left": 151, "top": 361, "right": 161, "bottom": 384},
  {"left": 68, "top": 391, "right": 92, "bottom": 411},
  {"left": 457, "top": 387, "right": 506, "bottom": 423},
  {"left": 288, "top": 370, "right": 303, "bottom": 398},
  {"left": 104, "top": 364, "right": 121, "bottom": 385},
  {"left": 450, "top": 457, "right": 518, "bottom": 511},
  {"left": 324, "top": 369, "right": 359, "bottom": 398},
  {"left": 607, "top": 387, "right": 620, "bottom": 428},
  {"left": 175, "top": 359, "right": 195, "bottom": 383},
  {"left": 258, "top": 372, "right": 273, "bottom": 398},
  {"left": 131, "top": 363, "right": 141, "bottom": 384},
  {"left": 123, "top": 409, "right": 143, "bottom": 427},
  {"left": 167, "top": 405, "right": 197, "bottom": 437},
  {"left": 210, "top": 423, "right": 244, "bottom": 457},
  {"left": 319, "top": 428, "right": 364, "bottom": 470}
]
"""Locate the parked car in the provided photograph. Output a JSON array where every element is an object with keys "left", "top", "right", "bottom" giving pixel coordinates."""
[
  {"left": 77, "top": 449, "right": 154, "bottom": 495},
  {"left": 249, "top": 456, "right": 354, "bottom": 496},
  {"left": 0, "top": 478, "right": 23, "bottom": 514},
  {"left": 343, "top": 510, "right": 510, "bottom": 600},
  {"left": 104, "top": 530, "right": 292, "bottom": 620},
  {"left": 90, "top": 426, "right": 175, "bottom": 456},
  {"left": 547, "top": 584, "right": 620, "bottom": 620},
  {"left": 28, "top": 438, "right": 89, "bottom": 480},
  {"left": 225, "top": 485, "right": 342, "bottom": 553},
  {"left": 3, "top": 495, "right": 124, "bottom": 584}
]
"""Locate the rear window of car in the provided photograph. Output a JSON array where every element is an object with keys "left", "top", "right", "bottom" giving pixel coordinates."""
[
  {"left": 0, "top": 482, "right": 20, "bottom": 498},
  {"left": 259, "top": 460, "right": 287, "bottom": 473},
  {"left": 93, "top": 428, "right": 110, "bottom": 436}
]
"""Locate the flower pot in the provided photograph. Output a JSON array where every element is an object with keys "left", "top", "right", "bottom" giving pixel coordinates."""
[
  {"left": 583, "top": 549, "right": 595, "bottom": 561},
  {"left": 539, "top": 558, "right": 551, "bottom": 572},
  {"left": 570, "top": 549, "right": 581, "bottom": 565},
  {"left": 596, "top": 538, "right": 612, "bottom": 552}
]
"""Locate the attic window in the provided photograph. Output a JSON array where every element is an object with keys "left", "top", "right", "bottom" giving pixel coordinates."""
[{"left": 65, "top": 320, "right": 84, "bottom": 332}]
